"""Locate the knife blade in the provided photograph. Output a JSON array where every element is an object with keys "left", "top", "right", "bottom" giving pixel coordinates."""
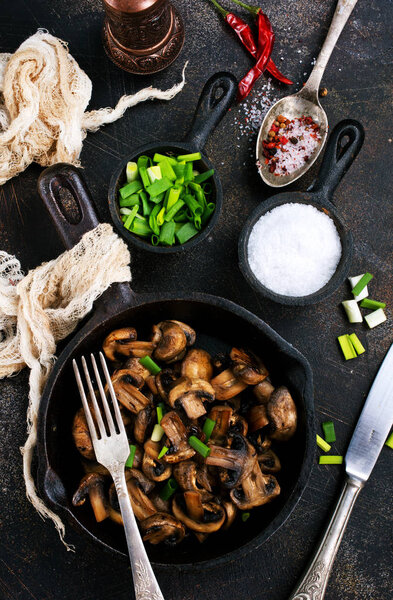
[{"left": 345, "top": 343, "right": 393, "bottom": 483}]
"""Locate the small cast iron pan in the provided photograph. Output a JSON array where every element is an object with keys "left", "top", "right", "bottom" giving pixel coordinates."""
[
  {"left": 36, "top": 163, "right": 315, "bottom": 571},
  {"left": 239, "top": 120, "right": 365, "bottom": 306},
  {"left": 108, "top": 72, "right": 237, "bottom": 254}
]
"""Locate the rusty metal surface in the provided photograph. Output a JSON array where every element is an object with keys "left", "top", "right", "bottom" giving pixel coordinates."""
[{"left": 0, "top": 1, "right": 392, "bottom": 599}]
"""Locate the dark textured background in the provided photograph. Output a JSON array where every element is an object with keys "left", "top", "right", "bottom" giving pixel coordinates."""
[{"left": 0, "top": 1, "right": 392, "bottom": 599}]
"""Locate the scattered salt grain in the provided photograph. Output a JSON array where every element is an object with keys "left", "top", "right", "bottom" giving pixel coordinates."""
[{"left": 247, "top": 203, "right": 342, "bottom": 297}]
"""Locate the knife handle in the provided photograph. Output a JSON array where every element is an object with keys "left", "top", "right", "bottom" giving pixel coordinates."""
[{"left": 288, "top": 478, "right": 363, "bottom": 600}]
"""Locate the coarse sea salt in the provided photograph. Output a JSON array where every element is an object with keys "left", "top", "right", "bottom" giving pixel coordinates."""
[{"left": 247, "top": 203, "right": 342, "bottom": 297}]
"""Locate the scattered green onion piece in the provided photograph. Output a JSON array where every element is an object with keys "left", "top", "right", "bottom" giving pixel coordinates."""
[
  {"left": 151, "top": 423, "right": 165, "bottom": 442},
  {"left": 126, "top": 161, "right": 138, "bottom": 183},
  {"left": 316, "top": 434, "right": 331, "bottom": 453},
  {"left": 193, "top": 169, "right": 214, "bottom": 184},
  {"left": 119, "top": 180, "right": 143, "bottom": 199},
  {"left": 241, "top": 512, "right": 250, "bottom": 522},
  {"left": 364, "top": 308, "right": 387, "bottom": 329},
  {"left": 164, "top": 199, "right": 185, "bottom": 222},
  {"left": 159, "top": 221, "right": 176, "bottom": 246},
  {"left": 349, "top": 333, "right": 365, "bottom": 355},
  {"left": 351, "top": 272, "right": 373, "bottom": 298},
  {"left": 146, "top": 177, "right": 172, "bottom": 198},
  {"left": 153, "top": 153, "right": 177, "bottom": 166},
  {"left": 189, "top": 435, "right": 211, "bottom": 458},
  {"left": 125, "top": 444, "right": 137, "bottom": 468},
  {"left": 202, "top": 418, "right": 216, "bottom": 441},
  {"left": 177, "top": 152, "right": 201, "bottom": 162},
  {"left": 319, "top": 455, "right": 343, "bottom": 465},
  {"left": 160, "top": 478, "right": 178, "bottom": 501},
  {"left": 129, "top": 219, "right": 152, "bottom": 237},
  {"left": 157, "top": 403, "right": 166, "bottom": 424},
  {"left": 201, "top": 202, "right": 216, "bottom": 225},
  {"left": 123, "top": 205, "right": 139, "bottom": 230},
  {"left": 158, "top": 158, "right": 176, "bottom": 181},
  {"left": 385, "top": 432, "right": 393, "bottom": 449},
  {"left": 360, "top": 298, "right": 386, "bottom": 310},
  {"left": 342, "top": 299, "right": 363, "bottom": 323},
  {"left": 139, "top": 355, "right": 161, "bottom": 375},
  {"left": 158, "top": 446, "right": 169, "bottom": 460},
  {"left": 147, "top": 165, "right": 162, "bottom": 183},
  {"left": 348, "top": 274, "right": 369, "bottom": 301},
  {"left": 322, "top": 421, "right": 336, "bottom": 443},
  {"left": 337, "top": 334, "right": 357, "bottom": 360},
  {"left": 183, "top": 194, "right": 203, "bottom": 216},
  {"left": 176, "top": 222, "right": 199, "bottom": 244},
  {"left": 119, "top": 193, "right": 140, "bottom": 208},
  {"left": 139, "top": 166, "right": 151, "bottom": 189}
]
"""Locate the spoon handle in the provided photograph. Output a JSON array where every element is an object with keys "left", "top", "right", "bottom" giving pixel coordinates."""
[{"left": 302, "top": 0, "right": 358, "bottom": 100}]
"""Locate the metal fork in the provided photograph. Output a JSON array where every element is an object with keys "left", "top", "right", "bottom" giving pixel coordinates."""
[{"left": 73, "top": 352, "right": 165, "bottom": 600}]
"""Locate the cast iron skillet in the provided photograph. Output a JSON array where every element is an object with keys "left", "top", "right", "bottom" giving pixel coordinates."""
[
  {"left": 36, "top": 163, "right": 315, "bottom": 571},
  {"left": 108, "top": 72, "right": 237, "bottom": 254},
  {"left": 239, "top": 120, "right": 365, "bottom": 306}
]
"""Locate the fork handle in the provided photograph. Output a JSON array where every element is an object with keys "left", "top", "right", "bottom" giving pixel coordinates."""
[
  {"left": 288, "top": 477, "right": 362, "bottom": 600},
  {"left": 112, "top": 470, "right": 165, "bottom": 600}
]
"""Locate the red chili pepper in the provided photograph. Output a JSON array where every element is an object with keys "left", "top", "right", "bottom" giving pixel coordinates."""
[{"left": 237, "top": 11, "right": 275, "bottom": 101}]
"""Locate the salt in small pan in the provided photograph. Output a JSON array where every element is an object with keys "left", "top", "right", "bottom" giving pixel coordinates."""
[{"left": 247, "top": 203, "right": 342, "bottom": 297}]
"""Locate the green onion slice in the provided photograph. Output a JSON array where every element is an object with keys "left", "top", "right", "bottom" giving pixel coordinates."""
[
  {"left": 364, "top": 308, "right": 387, "bottom": 329},
  {"left": 349, "top": 333, "right": 365, "bottom": 355},
  {"left": 151, "top": 423, "right": 165, "bottom": 442},
  {"left": 160, "top": 478, "right": 178, "bottom": 501},
  {"left": 139, "top": 166, "right": 151, "bottom": 189},
  {"left": 157, "top": 446, "right": 169, "bottom": 460},
  {"left": 159, "top": 221, "right": 176, "bottom": 246},
  {"left": 337, "top": 334, "right": 357, "bottom": 360},
  {"left": 194, "top": 169, "right": 214, "bottom": 184},
  {"left": 385, "top": 432, "right": 393, "bottom": 449},
  {"left": 125, "top": 444, "right": 137, "bottom": 468},
  {"left": 316, "top": 434, "right": 331, "bottom": 453},
  {"left": 319, "top": 455, "right": 343, "bottom": 465},
  {"left": 202, "top": 418, "right": 216, "bottom": 441},
  {"left": 351, "top": 272, "right": 373, "bottom": 297},
  {"left": 176, "top": 222, "right": 198, "bottom": 244},
  {"left": 139, "top": 355, "right": 161, "bottom": 375},
  {"left": 322, "top": 421, "right": 336, "bottom": 443},
  {"left": 360, "top": 298, "right": 386, "bottom": 310},
  {"left": 157, "top": 403, "right": 166, "bottom": 424},
  {"left": 153, "top": 153, "right": 177, "bottom": 166},
  {"left": 189, "top": 435, "right": 211, "bottom": 458},
  {"left": 177, "top": 152, "right": 201, "bottom": 162},
  {"left": 241, "top": 512, "right": 250, "bottom": 522},
  {"left": 119, "top": 180, "right": 143, "bottom": 199},
  {"left": 146, "top": 176, "right": 172, "bottom": 198},
  {"left": 123, "top": 205, "right": 139, "bottom": 230},
  {"left": 119, "top": 194, "right": 140, "bottom": 208},
  {"left": 129, "top": 219, "right": 152, "bottom": 237}
]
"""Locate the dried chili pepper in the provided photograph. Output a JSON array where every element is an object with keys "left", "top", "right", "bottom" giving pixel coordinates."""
[
  {"left": 208, "top": 0, "right": 292, "bottom": 86},
  {"left": 237, "top": 11, "right": 274, "bottom": 100}
]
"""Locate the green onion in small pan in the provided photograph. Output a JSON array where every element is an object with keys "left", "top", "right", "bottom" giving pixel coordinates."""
[
  {"left": 160, "top": 478, "right": 178, "bottom": 500},
  {"left": 139, "top": 355, "right": 161, "bottom": 375},
  {"left": 189, "top": 435, "right": 211, "bottom": 458}
]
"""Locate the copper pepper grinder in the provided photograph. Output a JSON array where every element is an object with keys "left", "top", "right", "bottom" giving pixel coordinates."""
[{"left": 101, "top": 0, "right": 185, "bottom": 75}]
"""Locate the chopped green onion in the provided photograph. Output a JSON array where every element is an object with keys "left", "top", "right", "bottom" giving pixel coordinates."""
[
  {"left": 149, "top": 204, "right": 161, "bottom": 235},
  {"left": 158, "top": 446, "right": 169, "bottom": 459},
  {"left": 337, "top": 334, "right": 357, "bottom": 360},
  {"left": 351, "top": 272, "right": 373, "bottom": 298},
  {"left": 126, "top": 161, "right": 138, "bottom": 183},
  {"left": 150, "top": 192, "right": 165, "bottom": 205},
  {"left": 241, "top": 512, "right": 250, "bottom": 522},
  {"left": 151, "top": 423, "right": 165, "bottom": 442},
  {"left": 322, "top": 421, "right": 336, "bottom": 443},
  {"left": 151, "top": 234, "right": 159, "bottom": 246},
  {"left": 120, "top": 207, "right": 133, "bottom": 215},
  {"left": 183, "top": 194, "right": 203, "bottom": 216},
  {"left": 201, "top": 202, "right": 215, "bottom": 225},
  {"left": 176, "top": 222, "right": 199, "bottom": 244},
  {"left": 173, "top": 163, "right": 186, "bottom": 178},
  {"left": 164, "top": 199, "right": 185, "bottom": 222},
  {"left": 360, "top": 298, "right": 386, "bottom": 310},
  {"left": 139, "top": 355, "right": 161, "bottom": 375},
  {"left": 319, "top": 455, "right": 343, "bottom": 465},
  {"left": 139, "top": 166, "right": 151, "bottom": 189},
  {"left": 349, "top": 333, "right": 366, "bottom": 355},
  {"left": 119, "top": 194, "right": 140, "bottom": 208},
  {"left": 123, "top": 205, "right": 139, "bottom": 230},
  {"left": 146, "top": 177, "right": 172, "bottom": 198},
  {"left": 157, "top": 206, "right": 166, "bottom": 227},
  {"left": 202, "top": 418, "right": 216, "bottom": 441},
  {"left": 194, "top": 215, "right": 202, "bottom": 230},
  {"left": 385, "top": 432, "right": 393, "bottom": 449},
  {"left": 165, "top": 186, "right": 182, "bottom": 210},
  {"left": 140, "top": 191, "right": 151, "bottom": 216},
  {"left": 184, "top": 162, "right": 193, "bottom": 182},
  {"left": 174, "top": 208, "right": 189, "bottom": 223},
  {"left": 193, "top": 169, "right": 214, "bottom": 184},
  {"left": 189, "top": 435, "right": 211, "bottom": 458},
  {"left": 153, "top": 153, "right": 177, "bottom": 166},
  {"left": 159, "top": 158, "right": 177, "bottom": 181},
  {"left": 177, "top": 152, "right": 201, "bottom": 162},
  {"left": 160, "top": 477, "right": 178, "bottom": 501},
  {"left": 202, "top": 182, "right": 212, "bottom": 194},
  {"left": 364, "top": 308, "right": 387, "bottom": 329},
  {"left": 157, "top": 403, "right": 166, "bottom": 424},
  {"left": 129, "top": 219, "right": 152, "bottom": 237},
  {"left": 159, "top": 221, "right": 176, "bottom": 246},
  {"left": 348, "top": 274, "right": 369, "bottom": 301},
  {"left": 125, "top": 444, "right": 137, "bottom": 468},
  {"left": 137, "top": 155, "right": 151, "bottom": 170},
  {"left": 119, "top": 180, "right": 143, "bottom": 199},
  {"left": 316, "top": 434, "right": 331, "bottom": 452},
  {"left": 147, "top": 165, "right": 162, "bottom": 183},
  {"left": 342, "top": 299, "right": 363, "bottom": 323}
]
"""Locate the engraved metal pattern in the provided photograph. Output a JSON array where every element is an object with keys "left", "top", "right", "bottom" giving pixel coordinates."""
[
  {"left": 134, "top": 560, "right": 163, "bottom": 600},
  {"left": 104, "top": 2, "right": 170, "bottom": 50},
  {"left": 291, "top": 560, "right": 328, "bottom": 600}
]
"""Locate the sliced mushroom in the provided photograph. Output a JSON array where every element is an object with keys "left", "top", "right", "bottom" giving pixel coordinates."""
[
  {"left": 230, "top": 348, "right": 268, "bottom": 385},
  {"left": 145, "top": 375, "right": 159, "bottom": 396},
  {"left": 142, "top": 440, "right": 172, "bottom": 482},
  {"left": 173, "top": 492, "right": 225, "bottom": 533},
  {"left": 168, "top": 377, "right": 215, "bottom": 419},
  {"left": 230, "top": 461, "right": 280, "bottom": 510},
  {"left": 258, "top": 449, "right": 281, "bottom": 473},
  {"left": 222, "top": 500, "right": 238, "bottom": 530},
  {"left": 228, "top": 413, "right": 248, "bottom": 437},
  {"left": 127, "top": 479, "right": 157, "bottom": 521},
  {"left": 253, "top": 379, "right": 275, "bottom": 404},
  {"left": 134, "top": 405, "right": 155, "bottom": 444},
  {"left": 208, "top": 405, "right": 232, "bottom": 443},
  {"left": 72, "top": 473, "right": 108, "bottom": 522},
  {"left": 155, "top": 368, "right": 177, "bottom": 401},
  {"left": 173, "top": 461, "right": 213, "bottom": 501},
  {"left": 72, "top": 407, "right": 94, "bottom": 460},
  {"left": 267, "top": 386, "right": 297, "bottom": 441},
  {"left": 125, "top": 341, "right": 155, "bottom": 358},
  {"left": 125, "top": 468, "right": 155, "bottom": 494},
  {"left": 154, "top": 321, "right": 188, "bottom": 363},
  {"left": 81, "top": 459, "right": 109, "bottom": 477},
  {"left": 211, "top": 369, "right": 248, "bottom": 400},
  {"left": 149, "top": 491, "right": 171, "bottom": 513},
  {"left": 141, "top": 512, "right": 185, "bottom": 545},
  {"left": 123, "top": 357, "right": 151, "bottom": 388},
  {"left": 206, "top": 434, "right": 256, "bottom": 489},
  {"left": 168, "top": 320, "right": 196, "bottom": 346},
  {"left": 248, "top": 430, "right": 272, "bottom": 457},
  {"left": 160, "top": 411, "right": 195, "bottom": 463},
  {"left": 181, "top": 349, "right": 213, "bottom": 381},
  {"left": 111, "top": 369, "right": 151, "bottom": 414},
  {"left": 247, "top": 404, "right": 269, "bottom": 433},
  {"left": 102, "top": 327, "right": 137, "bottom": 362}
]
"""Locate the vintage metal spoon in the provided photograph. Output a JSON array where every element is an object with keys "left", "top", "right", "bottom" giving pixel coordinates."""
[{"left": 257, "top": 0, "right": 359, "bottom": 188}]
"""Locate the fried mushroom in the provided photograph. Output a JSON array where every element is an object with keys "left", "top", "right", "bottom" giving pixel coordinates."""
[
  {"left": 230, "top": 348, "right": 268, "bottom": 385},
  {"left": 141, "top": 512, "right": 185, "bottom": 545},
  {"left": 134, "top": 405, "right": 155, "bottom": 444},
  {"left": 206, "top": 434, "right": 257, "bottom": 489},
  {"left": 181, "top": 349, "right": 213, "bottom": 381},
  {"left": 173, "top": 491, "right": 225, "bottom": 533},
  {"left": 247, "top": 404, "right": 269, "bottom": 433},
  {"left": 72, "top": 473, "right": 108, "bottom": 522},
  {"left": 230, "top": 462, "right": 280, "bottom": 510},
  {"left": 253, "top": 379, "right": 275, "bottom": 404},
  {"left": 160, "top": 411, "right": 195, "bottom": 463},
  {"left": 111, "top": 369, "right": 151, "bottom": 414},
  {"left": 211, "top": 369, "right": 248, "bottom": 400},
  {"left": 154, "top": 321, "right": 188, "bottom": 363},
  {"left": 258, "top": 449, "right": 281, "bottom": 473},
  {"left": 102, "top": 327, "right": 137, "bottom": 362},
  {"left": 173, "top": 461, "right": 213, "bottom": 501},
  {"left": 267, "top": 386, "right": 297, "bottom": 441},
  {"left": 72, "top": 407, "right": 94, "bottom": 460},
  {"left": 168, "top": 377, "right": 215, "bottom": 419}
]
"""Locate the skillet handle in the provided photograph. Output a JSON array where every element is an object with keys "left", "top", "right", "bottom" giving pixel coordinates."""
[
  {"left": 309, "top": 120, "right": 365, "bottom": 200},
  {"left": 184, "top": 72, "right": 237, "bottom": 150}
]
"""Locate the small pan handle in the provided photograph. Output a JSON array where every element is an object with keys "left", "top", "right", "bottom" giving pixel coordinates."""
[
  {"left": 184, "top": 72, "right": 237, "bottom": 150},
  {"left": 309, "top": 120, "right": 365, "bottom": 200}
]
